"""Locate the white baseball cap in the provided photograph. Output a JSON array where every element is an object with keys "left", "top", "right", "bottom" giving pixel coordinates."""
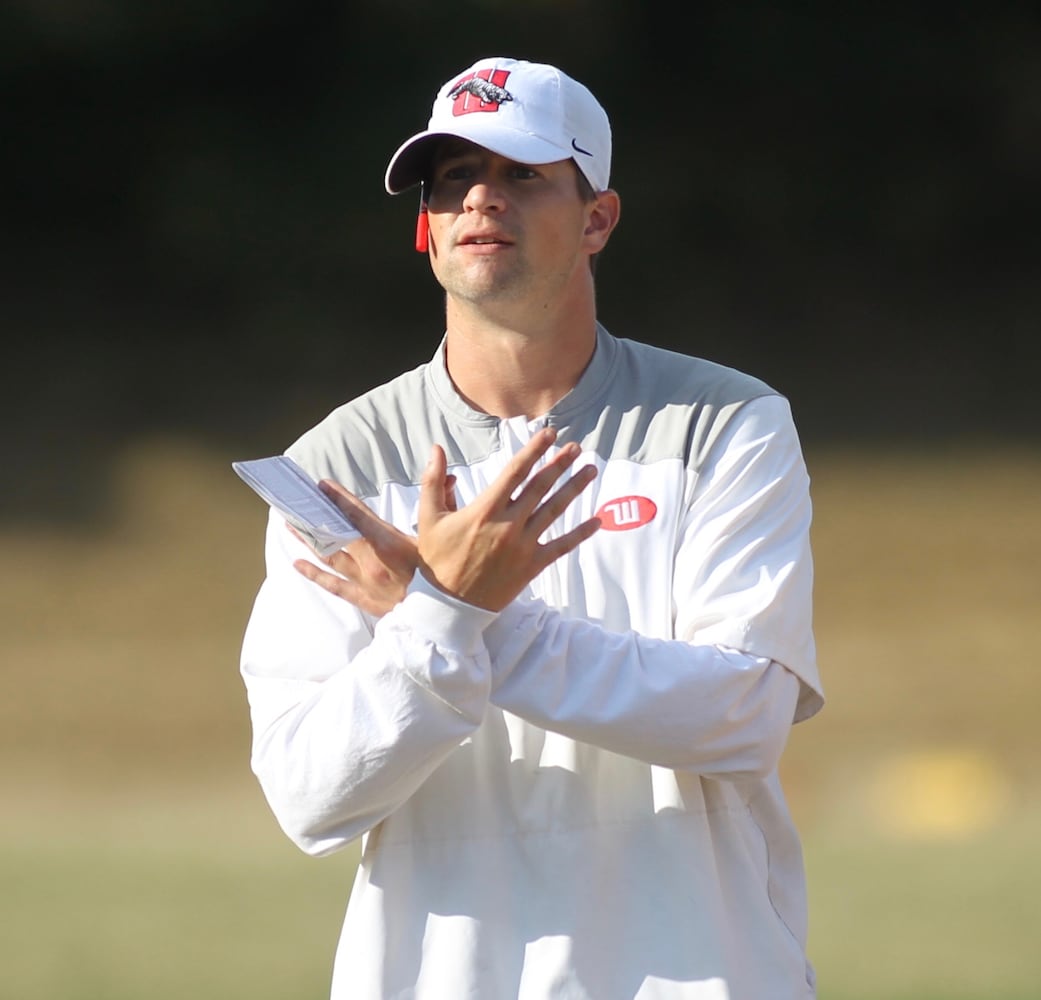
[{"left": 384, "top": 57, "right": 612, "bottom": 195}]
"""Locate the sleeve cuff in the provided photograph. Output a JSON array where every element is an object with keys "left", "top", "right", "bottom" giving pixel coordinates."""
[{"left": 402, "top": 571, "right": 500, "bottom": 653}]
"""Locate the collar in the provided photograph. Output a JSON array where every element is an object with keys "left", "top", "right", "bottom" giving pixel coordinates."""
[{"left": 424, "top": 322, "right": 620, "bottom": 428}]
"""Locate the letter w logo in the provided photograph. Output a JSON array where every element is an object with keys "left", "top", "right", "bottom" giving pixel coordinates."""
[{"left": 595, "top": 495, "right": 658, "bottom": 532}]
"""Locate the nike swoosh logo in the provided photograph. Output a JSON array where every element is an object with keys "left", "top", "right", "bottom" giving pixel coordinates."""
[{"left": 571, "top": 138, "right": 593, "bottom": 156}]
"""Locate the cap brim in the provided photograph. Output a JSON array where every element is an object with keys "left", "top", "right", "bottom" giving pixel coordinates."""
[
  {"left": 384, "top": 126, "right": 574, "bottom": 194},
  {"left": 384, "top": 133, "right": 445, "bottom": 195}
]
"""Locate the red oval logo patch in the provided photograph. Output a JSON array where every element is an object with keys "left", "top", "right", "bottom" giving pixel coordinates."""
[{"left": 595, "top": 495, "right": 657, "bottom": 531}]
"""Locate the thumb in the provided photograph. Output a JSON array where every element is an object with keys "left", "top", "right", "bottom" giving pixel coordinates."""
[{"left": 418, "top": 445, "right": 449, "bottom": 530}]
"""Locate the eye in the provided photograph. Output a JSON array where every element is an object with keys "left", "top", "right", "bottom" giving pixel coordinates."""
[
  {"left": 438, "top": 162, "right": 474, "bottom": 182},
  {"left": 509, "top": 165, "right": 539, "bottom": 181}
]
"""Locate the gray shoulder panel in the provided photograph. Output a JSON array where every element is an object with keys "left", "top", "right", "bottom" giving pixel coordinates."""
[
  {"left": 553, "top": 336, "right": 781, "bottom": 471},
  {"left": 286, "top": 330, "right": 784, "bottom": 495},
  {"left": 286, "top": 361, "right": 499, "bottom": 499}
]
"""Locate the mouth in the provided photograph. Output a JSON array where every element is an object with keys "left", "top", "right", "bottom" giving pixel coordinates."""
[{"left": 458, "top": 231, "right": 512, "bottom": 248}]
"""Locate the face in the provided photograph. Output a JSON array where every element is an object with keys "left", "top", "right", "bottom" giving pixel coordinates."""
[{"left": 424, "top": 140, "right": 605, "bottom": 312}]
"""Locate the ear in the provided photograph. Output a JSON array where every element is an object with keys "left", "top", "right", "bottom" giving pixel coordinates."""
[{"left": 583, "top": 189, "right": 621, "bottom": 254}]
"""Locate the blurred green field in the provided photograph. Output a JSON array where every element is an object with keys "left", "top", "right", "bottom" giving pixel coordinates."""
[{"left": 3, "top": 437, "right": 1040, "bottom": 999}]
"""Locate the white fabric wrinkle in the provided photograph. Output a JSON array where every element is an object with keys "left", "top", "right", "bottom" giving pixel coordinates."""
[
  {"left": 242, "top": 535, "right": 497, "bottom": 855},
  {"left": 485, "top": 599, "right": 799, "bottom": 778},
  {"left": 674, "top": 397, "right": 821, "bottom": 721}
]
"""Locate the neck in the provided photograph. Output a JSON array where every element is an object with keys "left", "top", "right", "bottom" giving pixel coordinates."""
[{"left": 443, "top": 296, "right": 598, "bottom": 420}]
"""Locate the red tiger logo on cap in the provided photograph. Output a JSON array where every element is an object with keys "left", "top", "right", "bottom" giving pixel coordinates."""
[{"left": 447, "top": 69, "right": 513, "bottom": 115}]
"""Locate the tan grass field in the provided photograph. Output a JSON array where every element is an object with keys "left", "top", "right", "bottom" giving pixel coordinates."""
[{"left": 2, "top": 437, "right": 1040, "bottom": 998}]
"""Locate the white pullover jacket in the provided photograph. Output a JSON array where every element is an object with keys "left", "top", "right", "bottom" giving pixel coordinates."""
[{"left": 241, "top": 326, "right": 824, "bottom": 1000}]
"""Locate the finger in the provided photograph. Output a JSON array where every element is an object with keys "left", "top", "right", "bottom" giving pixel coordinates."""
[
  {"left": 325, "top": 548, "right": 359, "bottom": 579},
  {"left": 316, "top": 477, "right": 361, "bottom": 511},
  {"left": 317, "top": 480, "right": 378, "bottom": 532},
  {"left": 528, "top": 463, "right": 598, "bottom": 535},
  {"left": 444, "top": 474, "right": 458, "bottom": 513},
  {"left": 487, "top": 427, "right": 558, "bottom": 506},
  {"left": 511, "top": 441, "right": 582, "bottom": 515},
  {"left": 287, "top": 521, "right": 348, "bottom": 559},
  {"left": 319, "top": 480, "right": 405, "bottom": 550},
  {"left": 418, "top": 445, "right": 449, "bottom": 531},
  {"left": 537, "top": 514, "right": 602, "bottom": 565},
  {"left": 294, "top": 557, "right": 357, "bottom": 600}
]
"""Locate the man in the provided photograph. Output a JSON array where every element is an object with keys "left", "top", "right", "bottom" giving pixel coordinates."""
[{"left": 240, "top": 56, "right": 824, "bottom": 1000}]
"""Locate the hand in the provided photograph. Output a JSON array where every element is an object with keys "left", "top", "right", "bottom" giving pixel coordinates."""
[
  {"left": 292, "top": 476, "right": 457, "bottom": 618},
  {"left": 417, "top": 428, "right": 600, "bottom": 611}
]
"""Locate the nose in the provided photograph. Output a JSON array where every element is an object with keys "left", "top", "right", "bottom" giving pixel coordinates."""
[{"left": 462, "top": 178, "right": 506, "bottom": 214}]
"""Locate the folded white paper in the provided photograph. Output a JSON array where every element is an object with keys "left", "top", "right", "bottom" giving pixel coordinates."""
[{"left": 232, "top": 455, "right": 362, "bottom": 556}]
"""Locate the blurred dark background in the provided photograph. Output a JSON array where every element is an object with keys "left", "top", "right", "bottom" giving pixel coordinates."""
[{"left": 4, "top": 0, "right": 1039, "bottom": 525}]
